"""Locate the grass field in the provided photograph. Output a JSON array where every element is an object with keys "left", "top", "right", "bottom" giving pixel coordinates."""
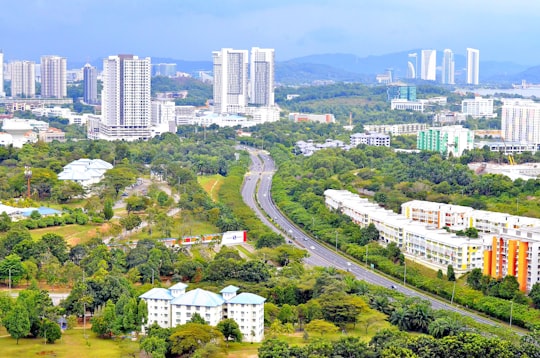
[
  {"left": 29, "top": 223, "right": 109, "bottom": 246},
  {"left": 198, "top": 175, "right": 225, "bottom": 202},
  {"left": 0, "top": 327, "right": 139, "bottom": 358}
]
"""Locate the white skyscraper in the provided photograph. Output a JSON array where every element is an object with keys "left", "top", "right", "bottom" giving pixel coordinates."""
[
  {"left": 420, "top": 50, "right": 437, "bottom": 81},
  {"left": 0, "top": 51, "right": 5, "bottom": 97},
  {"left": 466, "top": 48, "right": 480, "bottom": 85},
  {"left": 442, "top": 49, "right": 455, "bottom": 85},
  {"left": 407, "top": 53, "right": 418, "bottom": 79},
  {"left": 212, "top": 48, "right": 249, "bottom": 114},
  {"left": 95, "top": 54, "right": 151, "bottom": 140},
  {"left": 40, "top": 55, "right": 67, "bottom": 98},
  {"left": 249, "top": 47, "right": 274, "bottom": 106},
  {"left": 10, "top": 61, "right": 35, "bottom": 98}
]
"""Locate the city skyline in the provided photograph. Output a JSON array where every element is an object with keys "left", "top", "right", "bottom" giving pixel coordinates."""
[{"left": 1, "top": 0, "right": 539, "bottom": 65}]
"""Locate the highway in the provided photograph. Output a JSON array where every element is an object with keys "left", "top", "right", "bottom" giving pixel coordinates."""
[{"left": 240, "top": 147, "right": 508, "bottom": 329}]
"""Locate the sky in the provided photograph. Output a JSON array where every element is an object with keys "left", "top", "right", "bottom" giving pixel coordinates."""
[{"left": 1, "top": 0, "right": 539, "bottom": 66}]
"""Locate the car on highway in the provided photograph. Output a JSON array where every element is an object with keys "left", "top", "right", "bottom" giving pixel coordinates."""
[{"left": 310, "top": 246, "right": 315, "bottom": 250}]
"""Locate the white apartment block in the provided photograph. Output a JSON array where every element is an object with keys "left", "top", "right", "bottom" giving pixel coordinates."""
[
  {"left": 175, "top": 105, "right": 196, "bottom": 125},
  {"left": 250, "top": 48, "right": 274, "bottom": 106},
  {"left": 466, "top": 48, "right": 480, "bottom": 85},
  {"left": 213, "top": 48, "right": 249, "bottom": 114},
  {"left": 401, "top": 200, "right": 540, "bottom": 233},
  {"left": 363, "top": 123, "right": 428, "bottom": 136},
  {"left": 461, "top": 97, "right": 495, "bottom": 118},
  {"left": 151, "top": 100, "right": 175, "bottom": 126},
  {"left": 442, "top": 49, "right": 455, "bottom": 85},
  {"left": 324, "top": 189, "right": 483, "bottom": 274},
  {"left": 350, "top": 132, "right": 390, "bottom": 147},
  {"left": 501, "top": 99, "right": 540, "bottom": 144},
  {"left": 90, "top": 54, "right": 152, "bottom": 141},
  {"left": 10, "top": 61, "right": 36, "bottom": 98},
  {"left": 421, "top": 50, "right": 436, "bottom": 81},
  {"left": 140, "top": 284, "right": 266, "bottom": 342},
  {"left": 40, "top": 55, "right": 67, "bottom": 98}
]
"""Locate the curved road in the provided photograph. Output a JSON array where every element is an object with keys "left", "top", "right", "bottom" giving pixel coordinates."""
[{"left": 240, "top": 147, "right": 511, "bottom": 330}]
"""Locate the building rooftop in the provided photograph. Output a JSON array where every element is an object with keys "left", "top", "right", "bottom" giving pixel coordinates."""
[
  {"left": 139, "top": 288, "right": 173, "bottom": 300},
  {"left": 169, "top": 282, "right": 188, "bottom": 291},
  {"left": 227, "top": 292, "right": 266, "bottom": 305},
  {"left": 171, "top": 288, "right": 224, "bottom": 307},
  {"left": 220, "top": 285, "right": 240, "bottom": 294}
]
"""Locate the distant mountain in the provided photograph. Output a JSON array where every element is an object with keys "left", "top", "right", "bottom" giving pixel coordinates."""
[{"left": 275, "top": 61, "right": 371, "bottom": 85}]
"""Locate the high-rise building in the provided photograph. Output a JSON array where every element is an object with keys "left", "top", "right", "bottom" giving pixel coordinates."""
[
  {"left": 386, "top": 83, "right": 416, "bottom": 102},
  {"left": 442, "top": 49, "right": 455, "bottom": 84},
  {"left": 83, "top": 64, "right": 98, "bottom": 104},
  {"left": 10, "top": 61, "right": 36, "bottom": 98},
  {"left": 416, "top": 125, "right": 474, "bottom": 157},
  {"left": 93, "top": 54, "right": 151, "bottom": 140},
  {"left": 420, "top": 50, "right": 436, "bottom": 81},
  {"left": 40, "top": 55, "right": 67, "bottom": 98},
  {"left": 249, "top": 47, "right": 274, "bottom": 106},
  {"left": 407, "top": 53, "right": 417, "bottom": 79},
  {"left": 152, "top": 63, "right": 177, "bottom": 77},
  {"left": 0, "top": 50, "right": 5, "bottom": 97},
  {"left": 212, "top": 48, "right": 249, "bottom": 114},
  {"left": 501, "top": 99, "right": 540, "bottom": 144},
  {"left": 466, "top": 48, "right": 480, "bottom": 85}
]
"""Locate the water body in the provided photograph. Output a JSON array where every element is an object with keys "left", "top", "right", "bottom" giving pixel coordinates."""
[{"left": 456, "top": 88, "right": 540, "bottom": 98}]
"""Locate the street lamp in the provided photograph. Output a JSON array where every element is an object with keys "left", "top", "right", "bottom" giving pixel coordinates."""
[
  {"left": 403, "top": 261, "right": 407, "bottom": 285},
  {"left": 451, "top": 280, "right": 456, "bottom": 305},
  {"left": 24, "top": 165, "right": 32, "bottom": 199}
]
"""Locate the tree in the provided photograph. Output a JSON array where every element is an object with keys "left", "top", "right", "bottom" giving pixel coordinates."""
[
  {"left": 304, "top": 319, "right": 339, "bottom": 336},
  {"left": 91, "top": 300, "right": 118, "bottom": 338},
  {"left": 447, "top": 265, "right": 456, "bottom": 282},
  {"left": 140, "top": 336, "right": 168, "bottom": 358},
  {"left": 258, "top": 338, "right": 291, "bottom": 358},
  {"left": 428, "top": 317, "right": 462, "bottom": 338},
  {"left": 437, "top": 269, "right": 444, "bottom": 280},
  {"left": 39, "top": 318, "right": 62, "bottom": 344},
  {"left": 216, "top": 318, "right": 242, "bottom": 346},
  {"left": 102, "top": 167, "right": 137, "bottom": 197},
  {"left": 4, "top": 303, "right": 31, "bottom": 344},
  {"left": 103, "top": 200, "right": 114, "bottom": 221},
  {"left": 0, "top": 254, "right": 25, "bottom": 286},
  {"left": 466, "top": 268, "right": 483, "bottom": 290},
  {"left": 188, "top": 312, "right": 206, "bottom": 325},
  {"left": 169, "top": 323, "right": 224, "bottom": 356},
  {"left": 40, "top": 233, "right": 69, "bottom": 263},
  {"left": 120, "top": 214, "right": 142, "bottom": 231},
  {"left": 529, "top": 282, "right": 540, "bottom": 308}
]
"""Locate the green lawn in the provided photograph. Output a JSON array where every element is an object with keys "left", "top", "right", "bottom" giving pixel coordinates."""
[
  {"left": 198, "top": 175, "right": 225, "bottom": 202},
  {"left": 29, "top": 223, "right": 107, "bottom": 246},
  {"left": 0, "top": 327, "right": 139, "bottom": 358}
]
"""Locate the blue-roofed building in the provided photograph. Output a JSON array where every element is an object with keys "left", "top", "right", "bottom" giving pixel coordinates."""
[{"left": 139, "top": 283, "right": 266, "bottom": 342}]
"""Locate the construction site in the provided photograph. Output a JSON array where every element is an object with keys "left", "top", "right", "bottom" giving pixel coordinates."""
[{"left": 469, "top": 162, "right": 540, "bottom": 181}]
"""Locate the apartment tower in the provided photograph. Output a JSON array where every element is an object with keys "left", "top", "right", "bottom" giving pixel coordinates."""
[
  {"left": 0, "top": 50, "right": 4, "bottom": 97},
  {"left": 420, "top": 50, "right": 437, "bottom": 81},
  {"left": 100, "top": 54, "right": 151, "bottom": 140},
  {"left": 466, "top": 48, "right": 480, "bottom": 85},
  {"left": 249, "top": 47, "right": 274, "bottom": 106},
  {"left": 83, "top": 64, "right": 98, "bottom": 104},
  {"left": 10, "top": 61, "right": 36, "bottom": 98},
  {"left": 442, "top": 49, "right": 455, "bottom": 85},
  {"left": 40, "top": 55, "right": 66, "bottom": 98},
  {"left": 212, "top": 48, "right": 249, "bottom": 114}
]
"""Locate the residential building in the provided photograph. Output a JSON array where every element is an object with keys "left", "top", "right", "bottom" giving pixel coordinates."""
[
  {"left": 89, "top": 54, "right": 152, "bottom": 141},
  {"left": 501, "top": 99, "right": 540, "bottom": 144},
  {"left": 324, "top": 189, "right": 484, "bottom": 275},
  {"left": 151, "top": 100, "right": 175, "bottom": 126},
  {"left": 350, "top": 132, "right": 390, "bottom": 147},
  {"left": 483, "top": 227, "right": 540, "bottom": 292},
  {"left": 212, "top": 48, "right": 249, "bottom": 114},
  {"left": 83, "top": 64, "right": 98, "bottom": 104},
  {"left": 175, "top": 105, "right": 196, "bottom": 125},
  {"left": 466, "top": 48, "right": 480, "bottom": 85},
  {"left": 420, "top": 50, "right": 436, "bottom": 81},
  {"left": 416, "top": 125, "right": 474, "bottom": 157},
  {"left": 433, "top": 111, "right": 467, "bottom": 126},
  {"left": 441, "top": 49, "right": 455, "bottom": 85},
  {"left": 295, "top": 139, "right": 351, "bottom": 156},
  {"left": 407, "top": 53, "right": 418, "bottom": 79},
  {"left": 139, "top": 283, "right": 265, "bottom": 342},
  {"left": 364, "top": 123, "right": 428, "bottom": 136},
  {"left": 289, "top": 113, "right": 335, "bottom": 123},
  {"left": 0, "top": 50, "right": 4, "bottom": 97},
  {"left": 40, "top": 55, "right": 67, "bottom": 98},
  {"left": 10, "top": 61, "right": 36, "bottom": 98},
  {"left": 387, "top": 83, "right": 416, "bottom": 102},
  {"left": 57, "top": 158, "right": 113, "bottom": 187},
  {"left": 38, "top": 127, "right": 66, "bottom": 143},
  {"left": 402, "top": 200, "right": 540, "bottom": 233},
  {"left": 461, "top": 97, "right": 495, "bottom": 118},
  {"left": 249, "top": 47, "right": 274, "bottom": 106}
]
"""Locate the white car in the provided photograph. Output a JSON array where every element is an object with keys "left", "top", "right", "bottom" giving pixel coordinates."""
[{"left": 310, "top": 246, "right": 315, "bottom": 250}]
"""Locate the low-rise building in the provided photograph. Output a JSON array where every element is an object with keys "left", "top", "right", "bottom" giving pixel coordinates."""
[
  {"left": 57, "top": 158, "right": 113, "bottom": 187},
  {"left": 289, "top": 113, "right": 335, "bottom": 123},
  {"left": 38, "top": 127, "right": 66, "bottom": 143},
  {"left": 461, "top": 97, "right": 496, "bottom": 118},
  {"left": 350, "top": 133, "right": 390, "bottom": 147},
  {"left": 363, "top": 123, "right": 428, "bottom": 136},
  {"left": 140, "top": 284, "right": 265, "bottom": 342},
  {"left": 390, "top": 99, "right": 425, "bottom": 112}
]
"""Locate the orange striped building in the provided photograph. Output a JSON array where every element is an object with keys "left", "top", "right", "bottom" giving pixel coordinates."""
[{"left": 483, "top": 227, "right": 540, "bottom": 292}]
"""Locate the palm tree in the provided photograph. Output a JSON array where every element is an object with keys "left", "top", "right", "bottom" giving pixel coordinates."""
[{"left": 389, "top": 307, "right": 411, "bottom": 331}]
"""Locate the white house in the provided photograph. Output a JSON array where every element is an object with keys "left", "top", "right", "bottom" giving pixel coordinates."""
[
  {"left": 139, "top": 284, "right": 266, "bottom": 342},
  {"left": 57, "top": 158, "right": 113, "bottom": 187}
]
